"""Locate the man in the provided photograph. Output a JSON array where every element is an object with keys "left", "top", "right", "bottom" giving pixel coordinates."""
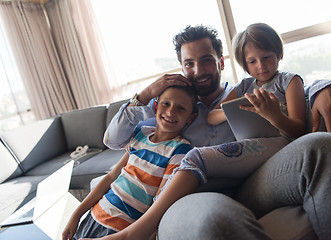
[{"left": 104, "top": 25, "right": 331, "bottom": 239}]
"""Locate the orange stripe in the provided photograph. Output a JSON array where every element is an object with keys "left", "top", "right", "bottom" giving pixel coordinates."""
[
  {"left": 124, "top": 163, "right": 162, "bottom": 187},
  {"left": 164, "top": 164, "right": 180, "bottom": 175},
  {"left": 93, "top": 203, "right": 131, "bottom": 231}
]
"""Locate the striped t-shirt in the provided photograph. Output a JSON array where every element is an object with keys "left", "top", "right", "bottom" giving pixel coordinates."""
[{"left": 91, "top": 126, "right": 192, "bottom": 232}]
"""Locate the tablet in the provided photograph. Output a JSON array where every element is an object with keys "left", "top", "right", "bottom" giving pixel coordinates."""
[{"left": 221, "top": 96, "right": 280, "bottom": 141}]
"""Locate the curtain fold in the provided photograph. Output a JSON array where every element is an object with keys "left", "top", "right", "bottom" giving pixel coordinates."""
[
  {"left": 0, "top": 0, "right": 115, "bottom": 120},
  {"left": 45, "top": 0, "right": 98, "bottom": 109},
  {"left": 0, "top": 1, "right": 77, "bottom": 119},
  {"left": 69, "top": 0, "right": 115, "bottom": 104}
]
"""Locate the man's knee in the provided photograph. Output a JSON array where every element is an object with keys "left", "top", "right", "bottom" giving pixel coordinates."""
[{"left": 158, "top": 192, "right": 267, "bottom": 240}]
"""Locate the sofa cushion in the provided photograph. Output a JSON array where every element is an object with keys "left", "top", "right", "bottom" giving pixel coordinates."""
[
  {"left": 0, "top": 140, "right": 23, "bottom": 183},
  {"left": 1, "top": 117, "right": 67, "bottom": 172},
  {"left": 24, "top": 152, "right": 72, "bottom": 176},
  {"left": 61, "top": 106, "right": 107, "bottom": 150},
  {"left": 106, "top": 99, "right": 129, "bottom": 126},
  {"left": 71, "top": 148, "right": 126, "bottom": 189},
  {"left": 258, "top": 206, "right": 318, "bottom": 240}
]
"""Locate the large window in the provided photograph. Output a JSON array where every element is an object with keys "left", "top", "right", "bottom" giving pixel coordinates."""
[
  {"left": 1, "top": 0, "right": 331, "bottom": 133},
  {"left": 90, "top": 0, "right": 235, "bottom": 99},
  {"left": 230, "top": 0, "right": 331, "bottom": 33},
  {"left": 227, "top": 0, "right": 331, "bottom": 84}
]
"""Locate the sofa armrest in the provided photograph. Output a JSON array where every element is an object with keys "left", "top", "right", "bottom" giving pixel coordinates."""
[
  {"left": 1, "top": 117, "right": 66, "bottom": 172},
  {"left": 0, "top": 139, "right": 23, "bottom": 183}
]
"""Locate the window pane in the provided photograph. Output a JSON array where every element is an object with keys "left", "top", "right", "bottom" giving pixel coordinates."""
[
  {"left": 0, "top": 18, "right": 33, "bottom": 132},
  {"left": 0, "top": 62, "right": 16, "bottom": 117},
  {"left": 20, "top": 110, "right": 36, "bottom": 125},
  {"left": 222, "top": 59, "right": 237, "bottom": 86},
  {"left": 91, "top": 0, "right": 226, "bottom": 85},
  {"left": 230, "top": 0, "right": 331, "bottom": 33},
  {"left": 280, "top": 33, "right": 331, "bottom": 86},
  {"left": 0, "top": 115, "right": 21, "bottom": 134}
]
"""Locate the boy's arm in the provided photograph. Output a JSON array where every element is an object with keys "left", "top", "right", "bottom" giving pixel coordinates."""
[
  {"left": 207, "top": 90, "right": 238, "bottom": 125},
  {"left": 62, "top": 152, "right": 130, "bottom": 240},
  {"left": 154, "top": 154, "right": 184, "bottom": 198},
  {"left": 99, "top": 170, "right": 199, "bottom": 240}
]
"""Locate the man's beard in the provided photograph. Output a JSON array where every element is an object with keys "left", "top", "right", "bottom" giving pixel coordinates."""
[{"left": 191, "top": 72, "right": 221, "bottom": 97}]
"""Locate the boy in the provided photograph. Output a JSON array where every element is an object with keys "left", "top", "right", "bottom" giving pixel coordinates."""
[{"left": 62, "top": 85, "right": 197, "bottom": 240}]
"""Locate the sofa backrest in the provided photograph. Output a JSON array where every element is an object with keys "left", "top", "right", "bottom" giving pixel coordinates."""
[
  {"left": 61, "top": 106, "right": 108, "bottom": 150},
  {"left": 0, "top": 116, "right": 66, "bottom": 173},
  {"left": 0, "top": 139, "right": 23, "bottom": 183}
]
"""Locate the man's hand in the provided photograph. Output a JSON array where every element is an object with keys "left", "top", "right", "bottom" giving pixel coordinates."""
[
  {"left": 311, "top": 86, "right": 331, "bottom": 132},
  {"left": 138, "top": 74, "right": 191, "bottom": 105}
]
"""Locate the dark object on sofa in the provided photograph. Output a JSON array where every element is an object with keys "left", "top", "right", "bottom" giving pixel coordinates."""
[{"left": 0, "top": 100, "right": 128, "bottom": 224}]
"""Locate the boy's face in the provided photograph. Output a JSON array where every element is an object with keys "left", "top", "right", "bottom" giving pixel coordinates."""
[
  {"left": 180, "top": 38, "right": 224, "bottom": 97},
  {"left": 156, "top": 88, "right": 196, "bottom": 139}
]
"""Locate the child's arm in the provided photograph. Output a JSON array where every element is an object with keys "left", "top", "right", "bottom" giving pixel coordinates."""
[
  {"left": 62, "top": 152, "right": 130, "bottom": 240},
  {"left": 96, "top": 170, "right": 199, "bottom": 240},
  {"left": 207, "top": 90, "right": 238, "bottom": 125},
  {"left": 244, "top": 76, "right": 306, "bottom": 138}
]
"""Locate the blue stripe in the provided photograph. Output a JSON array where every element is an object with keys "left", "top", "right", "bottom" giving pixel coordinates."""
[
  {"left": 130, "top": 147, "right": 168, "bottom": 168},
  {"left": 104, "top": 189, "right": 143, "bottom": 220},
  {"left": 115, "top": 175, "right": 154, "bottom": 206},
  {"left": 134, "top": 130, "right": 148, "bottom": 143},
  {"left": 161, "top": 139, "right": 185, "bottom": 148},
  {"left": 171, "top": 143, "right": 192, "bottom": 156}
]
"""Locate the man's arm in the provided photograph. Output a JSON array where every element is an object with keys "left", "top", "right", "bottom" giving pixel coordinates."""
[
  {"left": 103, "top": 102, "right": 155, "bottom": 149},
  {"left": 308, "top": 80, "right": 331, "bottom": 132}
]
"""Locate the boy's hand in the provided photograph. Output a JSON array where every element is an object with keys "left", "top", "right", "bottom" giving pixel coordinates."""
[{"left": 62, "top": 217, "right": 79, "bottom": 240}]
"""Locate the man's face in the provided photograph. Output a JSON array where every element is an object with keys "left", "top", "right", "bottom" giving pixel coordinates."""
[{"left": 181, "top": 38, "right": 224, "bottom": 96}]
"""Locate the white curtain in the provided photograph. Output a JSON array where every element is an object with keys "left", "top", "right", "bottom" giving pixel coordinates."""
[
  {"left": 0, "top": 1, "right": 76, "bottom": 119},
  {"left": 45, "top": 0, "right": 115, "bottom": 108},
  {"left": 68, "top": 0, "right": 116, "bottom": 104},
  {"left": 0, "top": 0, "right": 114, "bottom": 119}
]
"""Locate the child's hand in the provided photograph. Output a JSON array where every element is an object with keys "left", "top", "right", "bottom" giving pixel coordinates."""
[
  {"left": 62, "top": 217, "right": 80, "bottom": 240},
  {"left": 242, "top": 88, "right": 282, "bottom": 123}
]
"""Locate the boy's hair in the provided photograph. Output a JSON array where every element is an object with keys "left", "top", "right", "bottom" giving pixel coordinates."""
[
  {"left": 233, "top": 23, "right": 284, "bottom": 73},
  {"left": 158, "top": 85, "right": 198, "bottom": 114},
  {"left": 173, "top": 25, "right": 223, "bottom": 63}
]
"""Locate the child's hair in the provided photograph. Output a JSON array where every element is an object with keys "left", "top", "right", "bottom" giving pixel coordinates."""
[
  {"left": 173, "top": 25, "right": 223, "bottom": 63},
  {"left": 233, "top": 23, "right": 284, "bottom": 73},
  {"left": 158, "top": 85, "right": 198, "bottom": 114}
]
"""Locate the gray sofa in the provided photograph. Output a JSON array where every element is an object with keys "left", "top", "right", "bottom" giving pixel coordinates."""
[
  {"left": 0, "top": 98, "right": 325, "bottom": 239},
  {"left": 0, "top": 100, "right": 127, "bottom": 224}
]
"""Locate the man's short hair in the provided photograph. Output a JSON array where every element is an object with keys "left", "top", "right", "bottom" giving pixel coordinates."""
[{"left": 173, "top": 25, "right": 223, "bottom": 63}]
